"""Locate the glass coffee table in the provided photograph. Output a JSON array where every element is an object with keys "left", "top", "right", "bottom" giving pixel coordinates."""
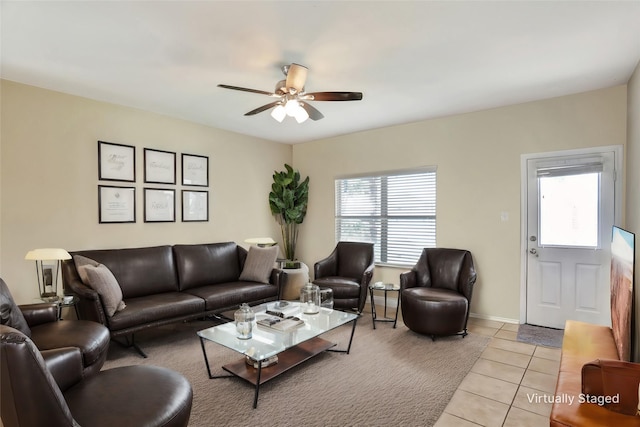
[{"left": 197, "top": 302, "right": 359, "bottom": 408}]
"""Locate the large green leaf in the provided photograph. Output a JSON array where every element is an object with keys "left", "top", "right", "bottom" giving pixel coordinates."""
[{"left": 268, "top": 164, "right": 310, "bottom": 260}]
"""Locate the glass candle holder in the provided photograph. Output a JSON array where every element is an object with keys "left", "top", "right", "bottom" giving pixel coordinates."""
[
  {"left": 234, "top": 303, "right": 255, "bottom": 339},
  {"left": 320, "top": 288, "right": 334, "bottom": 311},
  {"left": 300, "top": 283, "right": 320, "bottom": 314}
]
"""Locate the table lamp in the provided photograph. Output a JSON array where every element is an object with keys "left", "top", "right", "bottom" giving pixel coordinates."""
[{"left": 24, "top": 248, "right": 71, "bottom": 301}]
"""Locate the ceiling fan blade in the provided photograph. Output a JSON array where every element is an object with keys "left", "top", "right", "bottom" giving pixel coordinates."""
[
  {"left": 218, "top": 84, "right": 275, "bottom": 96},
  {"left": 244, "top": 101, "right": 281, "bottom": 116},
  {"left": 300, "top": 101, "right": 324, "bottom": 121},
  {"left": 306, "top": 91, "right": 363, "bottom": 101},
  {"left": 285, "top": 63, "right": 308, "bottom": 93}
]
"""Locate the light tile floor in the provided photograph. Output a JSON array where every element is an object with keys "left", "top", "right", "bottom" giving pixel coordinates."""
[{"left": 434, "top": 317, "right": 561, "bottom": 427}]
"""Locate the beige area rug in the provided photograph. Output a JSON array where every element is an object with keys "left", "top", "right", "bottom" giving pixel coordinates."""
[{"left": 103, "top": 313, "right": 489, "bottom": 427}]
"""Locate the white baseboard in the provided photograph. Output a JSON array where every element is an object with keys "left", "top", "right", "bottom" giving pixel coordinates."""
[
  {"left": 368, "top": 296, "right": 519, "bottom": 325},
  {"left": 468, "top": 312, "right": 519, "bottom": 324}
]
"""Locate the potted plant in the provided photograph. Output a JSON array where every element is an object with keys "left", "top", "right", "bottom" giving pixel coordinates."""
[{"left": 269, "top": 164, "right": 309, "bottom": 268}]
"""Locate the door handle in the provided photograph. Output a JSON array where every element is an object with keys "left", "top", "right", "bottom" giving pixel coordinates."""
[{"left": 529, "top": 248, "right": 538, "bottom": 257}]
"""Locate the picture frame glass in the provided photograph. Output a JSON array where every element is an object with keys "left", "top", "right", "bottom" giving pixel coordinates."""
[
  {"left": 144, "top": 148, "right": 176, "bottom": 184},
  {"left": 182, "top": 154, "right": 209, "bottom": 186},
  {"left": 99, "top": 186, "right": 135, "bottom": 223},
  {"left": 99, "top": 141, "right": 135, "bottom": 182},
  {"left": 144, "top": 188, "right": 175, "bottom": 222},
  {"left": 182, "top": 190, "right": 208, "bottom": 222}
]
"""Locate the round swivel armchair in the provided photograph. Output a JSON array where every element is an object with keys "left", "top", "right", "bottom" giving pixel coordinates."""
[{"left": 400, "top": 248, "right": 477, "bottom": 340}]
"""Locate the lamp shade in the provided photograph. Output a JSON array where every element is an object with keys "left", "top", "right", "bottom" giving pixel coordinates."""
[
  {"left": 244, "top": 237, "right": 277, "bottom": 247},
  {"left": 25, "top": 248, "right": 71, "bottom": 261},
  {"left": 285, "top": 63, "right": 308, "bottom": 93},
  {"left": 270, "top": 105, "right": 286, "bottom": 122}
]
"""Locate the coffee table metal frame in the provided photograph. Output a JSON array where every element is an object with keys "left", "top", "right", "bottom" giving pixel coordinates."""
[{"left": 198, "top": 302, "right": 358, "bottom": 408}]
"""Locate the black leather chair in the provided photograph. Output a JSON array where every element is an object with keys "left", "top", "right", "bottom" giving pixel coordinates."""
[
  {"left": 400, "top": 248, "right": 477, "bottom": 340},
  {"left": 313, "top": 242, "right": 375, "bottom": 313},
  {"left": 0, "top": 278, "right": 110, "bottom": 377},
  {"left": 1, "top": 325, "right": 193, "bottom": 427}
]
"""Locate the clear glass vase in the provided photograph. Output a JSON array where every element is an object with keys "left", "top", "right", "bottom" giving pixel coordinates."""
[
  {"left": 320, "top": 288, "right": 334, "bottom": 311},
  {"left": 234, "top": 303, "right": 255, "bottom": 339},
  {"left": 300, "top": 283, "right": 321, "bottom": 314}
]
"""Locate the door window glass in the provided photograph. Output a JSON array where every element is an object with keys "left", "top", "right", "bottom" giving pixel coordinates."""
[{"left": 538, "top": 173, "right": 599, "bottom": 247}]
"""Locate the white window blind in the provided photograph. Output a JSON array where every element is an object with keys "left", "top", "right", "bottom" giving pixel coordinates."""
[{"left": 335, "top": 168, "right": 436, "bottom": 266}]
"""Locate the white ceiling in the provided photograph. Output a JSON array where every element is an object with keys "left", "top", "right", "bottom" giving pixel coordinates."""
[{"left": 2, "top": 1, "right": 640, "bottom": 144}]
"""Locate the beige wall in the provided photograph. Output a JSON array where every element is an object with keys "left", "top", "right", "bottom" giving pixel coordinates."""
[
  {"left": 0, "top": 80, "right": 291, "bottom": 304},
  {"left": 293, "top": 86, "right": 628, "bottom": 322},
  {"left": 0, "top": 79, "right": 632, "bottom": 325},
  {"left": 626, "top": 61, "right": 640, "bottom": 361}
]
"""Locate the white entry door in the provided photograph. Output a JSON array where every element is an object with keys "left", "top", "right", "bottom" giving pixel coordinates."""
[{"left": 525, "top": 148, "right": 619, "bottom": 329}]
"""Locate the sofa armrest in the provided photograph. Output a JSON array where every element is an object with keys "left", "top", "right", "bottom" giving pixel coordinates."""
[
  {"left": 361, "top": 263, "right": 374, "bottom": 285},
  {"left": 269, "top": 268, "right": 284, "bottom": 298},
  {"left": 62, "top": 259, "right": 108, "bottom": 326},
  {"left": 457, "top": 251, "right": 477, "bottom": 301},
  {"left": 314, "top": 248, "right": 338, "bottom": 279},
  {"left": 19, "top": 303, "right": 58, "bottom": 326},
  {"left": 400, "top": 270, "right": 417, "bottom": 290},
  {"left": 582, "top": 359, "right": 640, "bottom": 416},
  {"left": 41, "top": 347, "right": 83, "bottom": 392}
]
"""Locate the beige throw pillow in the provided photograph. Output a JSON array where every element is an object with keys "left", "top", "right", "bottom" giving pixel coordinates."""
[
  {"left": 74, "top": 255, "right": 126, "bottom": 316},
  {"left": 239, "top": 245, "right": 279, "bottom": 284}
]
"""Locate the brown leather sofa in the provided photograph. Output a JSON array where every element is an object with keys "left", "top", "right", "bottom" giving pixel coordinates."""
[
  {"left": 1, "top": 324, "right": 193, "bottom": 427},
  {"left": 0, "top": 278, "right": 110, "bottom": 377},
  {"left": 62, "top": 242, "right": 282, "bottom": 356},
  {"left": 550, "top": 320, "right": 640, "bottom": 426},
  {"left": 399, "top": 248, "right": 476, "bottom": 339},
  {"left": 312, "top": 242, "right": 375, "bottom": 313}
]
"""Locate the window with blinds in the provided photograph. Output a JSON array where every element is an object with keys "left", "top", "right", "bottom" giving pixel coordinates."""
[{"left": 335, "top": 168, "right": 436, "bottom": 266}]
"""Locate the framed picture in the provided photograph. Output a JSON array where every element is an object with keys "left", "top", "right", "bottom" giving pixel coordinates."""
[
  {"left": 182, "top": 153, "right": 209, "bottom": 187},
  {"left": 144, "top": 148, "right": 176, "bottom": 184},
  {"left": 98, "top": 141, "right": 135, "bottom": 182},
  {"left": 610, "top": 226, "right": 635, "bottom": 361},
  {"left": 144, "top": 188, "right": 175, "bottom": 223},
  {"left": 98, "top": 185, "right": 136, "bottom": 223},
  {"left": 182, "top": 190, "right": 209, "bottom": 222}
]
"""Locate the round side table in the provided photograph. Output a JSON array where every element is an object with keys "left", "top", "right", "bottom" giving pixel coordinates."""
[
  {"left": 280, "top": 263, "right": 310, "bottom": 300},
  {"left": 368, "top": 282, "right": 400, "bottom": 329}
]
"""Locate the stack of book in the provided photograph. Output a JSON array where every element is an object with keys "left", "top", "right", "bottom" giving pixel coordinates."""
[
  {"left": 257, "top": 315, "right": 304, "bottom": 332},
  {"left": 245, "top": 355, "right": 278, "bottom": 369},
  {"left": 266, "top": 301, "right": 299, "bottom": 318}
]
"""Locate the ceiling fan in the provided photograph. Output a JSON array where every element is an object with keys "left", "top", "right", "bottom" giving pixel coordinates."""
[{"left": 218, "top": 63, "right": 363, "bottom": 123}]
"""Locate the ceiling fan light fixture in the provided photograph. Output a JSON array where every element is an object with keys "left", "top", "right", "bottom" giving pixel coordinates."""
[
  {"left": 271, "top": 104, "right": 286, "bottom": 122},
  {"left": 219, "top": 63, "right": 363, "bottom": 123},
  {"left": 285, "top": 99, "right": 299, "bottom": 117},
  {"left": 294, "top": 104, "right": 309, "bottom": 123},
  {"left": 285, "top": 63, "right": 308, "bottom": 93}
]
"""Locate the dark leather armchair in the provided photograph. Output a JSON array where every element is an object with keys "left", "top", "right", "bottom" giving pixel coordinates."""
[
  {"left": 0, "top": 278, "right": 110, "bottom": 377},
  {"left": 313, "top": 242, "right": 375, "bottom": 313},
  {"left": 0, "top": 325, "right": 193, "bottom": 427},
  {"left": 400, "top": 248, "right": 477, "bottom": 339}
]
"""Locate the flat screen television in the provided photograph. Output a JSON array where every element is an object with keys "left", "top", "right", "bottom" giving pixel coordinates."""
[{"left": 610, "top": 225, "right": 635, "bottom": 361}]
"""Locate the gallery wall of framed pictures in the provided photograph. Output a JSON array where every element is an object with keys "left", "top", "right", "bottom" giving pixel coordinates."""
[{"left": 97, "top": 140, "right": 209, "bottom": 224}]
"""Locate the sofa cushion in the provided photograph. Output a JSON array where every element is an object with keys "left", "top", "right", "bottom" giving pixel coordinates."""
[
  {"left": 239, "top": 245, "right": 278, "bottom": 284},
  {"left": 0, "top": 278, "right": 31, "bottom": 337},
  {"left": 72, "top": 246, "right": 179, "bottom": 299},
  {"left": 184, "top": 281, "right": 278, "bottom": 311},
  {"left": 74, "top": 256, "right": 125, "bottom": 317},
  {"left": 29, "top": 320, "right": 110, "bottom": 368},
  {"left": 106, "top": 292, "right": 205, "bottom": 333},
  {"left": 173, "top": 242, "right": 242, "bottom": 290}
]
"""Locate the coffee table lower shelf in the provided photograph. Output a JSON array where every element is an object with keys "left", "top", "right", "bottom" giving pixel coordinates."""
[
  {"left": 222, "top": 337, "right": 336, "bottom": 385},
  {"left": 202, "top": 336, "right": 337, "bottom": 408}
]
